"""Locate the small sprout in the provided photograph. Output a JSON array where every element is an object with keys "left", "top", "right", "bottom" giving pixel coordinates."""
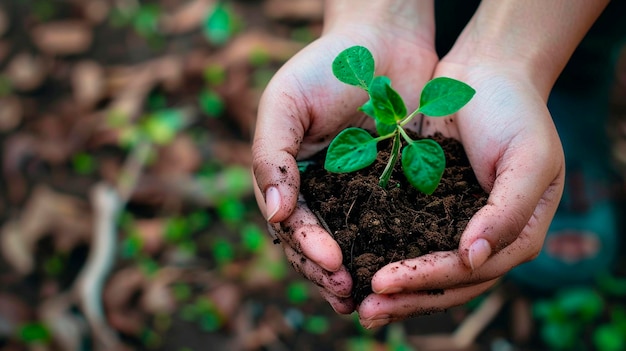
[
  {"left": 120, "top": 234, "right": 143, "bottom": 259},
  {"left": 171, "top": 283, "right": 192, "bottom": 302},
  {"left": 212, "top": 237, "right": 235, "bottom": 265},
  {"left": 198, "top": 88, "right": 225, "bottom": 118},
  {"left": 18, "top": 322, "right": 51, "bottom": 344},
  {"left": 203, "top": 2, "right": 239, "bottom": 45},
  {"left": 72, "top": 152, "right": 96, "bottom": 175},
  {"left": 303, "top": 315, "right": 330, "bottom": 335},
  {"left": 141, "top": 108, "right": 188, "bottom": 145},
  {"left": 286, "top": 281, "right": 310, "bottom": 305},
  {"left": 203, "top": 64, "right": 227, "bottom": 86},
  {"left": 241, "top": 224, "right": 266, "bottom": 253},
  {"left": 325, "top": 46, "right": 475, "bottom": 194}
]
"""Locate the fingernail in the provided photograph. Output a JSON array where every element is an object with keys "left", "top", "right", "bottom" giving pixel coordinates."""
[
  {"left": 265, "top": 186, "right": 280, "bottom": 222},
  {"left": 375, "top": 286, "right": 402, "bottom": 295},
  {"left": 468, "top": 238, "right": 492, "bottom": 270},
  {"left": 364, "top": 317, "right": 390, "bottom": 329}
]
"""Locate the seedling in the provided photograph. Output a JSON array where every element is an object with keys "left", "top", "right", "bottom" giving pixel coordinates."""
[{"left": 324, "top": 46, "right": 475, "bottom": 194}]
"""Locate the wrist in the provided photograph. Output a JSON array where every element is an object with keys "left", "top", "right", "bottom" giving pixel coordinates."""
[
  {"left": 323, "top": 0, "right": 435, "bottom": 49},
  {"left": 442, "top": 0, "right": 609, "bottom": 97}
]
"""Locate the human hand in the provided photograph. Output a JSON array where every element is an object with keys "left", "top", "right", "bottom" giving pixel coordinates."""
[
  {"left": 252, "top": 1, "right": 439, "bottom": 314},
  {"left": 356, "top": 57, "right": 566, "bottom": 328}
]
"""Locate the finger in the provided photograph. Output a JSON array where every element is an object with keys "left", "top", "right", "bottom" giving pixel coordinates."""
[
  {"left": 370, "top": 242, "right": 523, "bottom": 293},
  {"left": 283, "top": 244, "right": 352, "bottom": 298},
  {"left": 370, "top": 251, "right": 470, "bottom": 294},
  {"left": 358, "top": 278, "right": 499, "bottom": 329},
  {"left": 317, "top": 287, "right": 356, "bottom": 315},
  {"left": 270, "top": 194, "right": 344, "bottom": 272},
  {"left": 252, "top": 72, "right": 311, "bottom": 223}
]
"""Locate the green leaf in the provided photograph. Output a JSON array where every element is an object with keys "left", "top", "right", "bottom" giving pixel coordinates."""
[
  {"left": 541, "top": 322, "right": 578, "bottom": 350},
  {"left": 120, "top": 234, "right": 143, "bottom": 258},
  {"left": 557, "top": 288, "right": 604, "bottom": 322},
  {"left": 203, "top": 64, "right": 227, "bottom": 86},
  {"left": 304, "top": 315, "right": 330, "bottom": 335},
  {"left": 212, "top": 238, "right": 235, "bottom": 265},
  {"left": 0, "top": 75, "right": 13, "bottom": 97},
  {"left": 597, "top": 273, "right": 626, "bottom": 296},
  {"left": 241, "top": 224, "right": 266, "bottom": 252},
  {"left": 138, "top": 257, "right": 160, "bottom": 276},
  {"left": 142, "top": 109, "right": 187, "bottom": 145},
  {"left": 375, "top": 120, "right": 396, "bottom": 137},
  {"left": 217, "top": 197, "right": 246, "bottom": 223},
  {"left": 203, "top": 2, "right": 236, "bottom": 45},
  {"left": 287, "top": 281, "right": 310, "bottom": 304},
  {"left": 199, "top": 166, "right": 253, "bottom": 202},
  {"left": 297, "top": 160, "right": 314, "bottom": 172},
  {"left": 401, "top": 139, "right": 445, "bottom": 195},
  {"left": 43, "top": 254, "right": 65, "bottom": 277},
  {"left": 72, "top": 152, "right": 96, "bottom": 175},
  {"left": 249, "top": 47, "right": 271, "bottom": 67},
  {"left": 171, "top": 283, "right": 192, "bottom": 301},
  {"left": 332, "top": 46, "right": 375, "bottom": 90},
  {"left": 18, "top": 323, "right": 51, "bottom": 344},
  {"left": 324, "top": 128, "right": 378, "bottom": 173},
  {"left": 187, "top": 210, "right": 212, "bottom": 231},
  {"left": 359, "top": 98, "right": 376, "bottom": 119},
  {"left": 199, "top": 88, "right": 224, "bottom": 117},
  {"left": 594, "top": 324, "right": 626, "bottom": 351},
  {"left": 418, "top": 77, "right": 475, "bottom": 117},
  {"left": 133, "top": 4, "right": 161, "bottom": 38},
  {"left": 164, "top": 217, "right": 190, "bottom": 243},
  {"left": 366, "top": 76, "right": 406, "bottom": 125},
  {"left": 360, "top": 98, "right": 403, "bottom": 136}
]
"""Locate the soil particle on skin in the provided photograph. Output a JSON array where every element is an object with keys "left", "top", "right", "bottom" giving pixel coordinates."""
[{"left": 300, "top": 132, "right": 488, "bottom": 303}]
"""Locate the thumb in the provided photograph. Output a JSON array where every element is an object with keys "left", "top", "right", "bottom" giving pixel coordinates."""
[{"left": 252, "top": 79, "right": 310, "bottom": 223}]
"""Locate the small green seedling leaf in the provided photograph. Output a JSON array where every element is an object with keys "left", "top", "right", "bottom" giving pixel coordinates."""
[
  {"left": 375, "top": 120, "right": 397, "bottom": 137},
  {"left": 401, "top": 139, "right": 445, "bottom": 195},
  {"left": 142, "top": 108, "right": 188, "bottom": 145},
  {"left": 203, "top": 2, "right": 237, "bottom": 45},
  {"left": 297, "top": 160, "right": 315, "bottom": 172},
  {"left": 332, "top": 46, "right": 374, "bottom": 90},
  {"left": 557, "top": 288, "right": 604, "bottom": 322},
  {"left": 199, "top": 88, "right": 225, "bottom": 118},
  {"left": 367, "top": 76, "right": 406, "bottom": 125},
  {"left": 304, "top": 315, "right": 330, "bottom": 335},
  {"left": 18, "top": 323, "right": 51, "bottom": 344},
  {"left": 418, "top": 77, "right": 475, "bottom": 117},
  {"left": 287, "top": 281, "right": 310, "bottom": 304},
  {"left": 325, "top": 127, "right": 378, "bottom": 173},
  {"left": 359, "top": 98, "right": 376, "bottom": 119},
  {"left": 326, "top": 46, "right": 475, "bottom": 195},
  {"left": 241, "top": 224, "right": 266, "bottom": 252},
  {"left": 594, "top": 324, "right": 626, "bottom": 351}
]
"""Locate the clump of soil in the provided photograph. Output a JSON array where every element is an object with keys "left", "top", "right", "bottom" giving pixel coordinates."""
[{"left": 300, "top": 132, "right": 489, "bottom": 303}]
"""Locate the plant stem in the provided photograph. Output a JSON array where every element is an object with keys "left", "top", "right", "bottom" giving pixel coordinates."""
[
  {"left": 374, "top": 130, "right": 398, "bottom": 143},
  {"left": 398, "top": 126, "right": 415, "bottom": 144},
  {"left": 399, "top": 108, "right": 420, "bottom": 127},
  {"left": 379, "top": 132, "right": 401, "bottom": 188}
]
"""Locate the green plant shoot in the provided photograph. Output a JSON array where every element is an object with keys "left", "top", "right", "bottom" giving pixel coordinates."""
[{"left": 324, "top": 46, "right": 475, "bottom": 194}]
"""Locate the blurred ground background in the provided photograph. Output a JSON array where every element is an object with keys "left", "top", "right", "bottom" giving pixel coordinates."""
[{"left": 0, "top": 1, "right": 625, "bottom": 350}]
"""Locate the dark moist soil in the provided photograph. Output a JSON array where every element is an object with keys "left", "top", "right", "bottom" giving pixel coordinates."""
[{"left": 300, "top": 132, "right": 489, "bottom": 303}]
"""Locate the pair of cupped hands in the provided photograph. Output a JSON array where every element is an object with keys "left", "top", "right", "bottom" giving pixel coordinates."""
[{"left": 252, "top": 26, "right": 565, "bottom": 329}]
